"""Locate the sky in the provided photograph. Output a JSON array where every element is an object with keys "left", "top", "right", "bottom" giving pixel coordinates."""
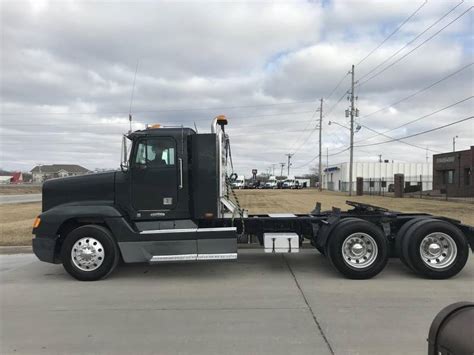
[{"left": 1, "top": 0, "right": 473, "bottom": 175}]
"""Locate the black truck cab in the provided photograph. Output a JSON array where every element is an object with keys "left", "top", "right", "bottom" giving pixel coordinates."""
[{"left": 116, "top": 127, "right": 195, "bottom": 221}]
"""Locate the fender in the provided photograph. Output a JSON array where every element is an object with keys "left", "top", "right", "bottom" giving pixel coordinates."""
[
  {"left": 34, "top": 201, "right": 123, "bottom": 238},
  {"left": 32, "top": 202, "right": 124, "bottom": 263}
]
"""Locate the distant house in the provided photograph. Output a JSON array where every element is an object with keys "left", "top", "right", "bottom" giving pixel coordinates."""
[
  {"left": 30, "top": 164, "right": 90, "bottom": 183},
  {"left": 0, "top": 172, "right": 23, "bottom": 184},
  {"left": 0, "top": 176, "right": 13, "bottom": 184}
]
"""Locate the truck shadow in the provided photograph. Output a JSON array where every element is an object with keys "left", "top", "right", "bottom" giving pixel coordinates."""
[{"left": 111, "top": 251, "right": 340, "bottom": 280}]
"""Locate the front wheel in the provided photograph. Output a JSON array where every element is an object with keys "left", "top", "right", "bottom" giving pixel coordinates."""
[
  {"left": 327, "top": 219, "right": 389, "bottom": 279},
  {"left": 61, "top": 225, "right": 120, "bottom": 281}
]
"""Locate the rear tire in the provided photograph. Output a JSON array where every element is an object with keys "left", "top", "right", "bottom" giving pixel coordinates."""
[
  {"left": 61, "top": 225, "right": 120, "bottom": 281},
  {"left": 395, "top": 218, "right": 432, "bottom": 271},
  {"left": 327, "top": 219, "right": 389, "bottom": 279},
  {"left": 402, "top": 220, "right": 469, "bottom": 279}
]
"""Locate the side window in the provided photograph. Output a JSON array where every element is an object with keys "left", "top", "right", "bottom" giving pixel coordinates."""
[{"left": 134, "top": 138, "right": 176, "bottom": 167}]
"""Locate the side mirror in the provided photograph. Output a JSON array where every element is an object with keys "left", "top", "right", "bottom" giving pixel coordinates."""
[{"left": 120, "top": 135, "right": 130, "bottom": 172}]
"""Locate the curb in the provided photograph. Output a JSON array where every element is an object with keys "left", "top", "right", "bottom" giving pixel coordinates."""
[{"left": 0, "top": 246, "right": 33, "bottom": 254}]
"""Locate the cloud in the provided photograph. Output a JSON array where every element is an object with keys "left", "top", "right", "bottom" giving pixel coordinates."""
[{"left": 0, "top": 0, "right": 472, "bottom": 174}]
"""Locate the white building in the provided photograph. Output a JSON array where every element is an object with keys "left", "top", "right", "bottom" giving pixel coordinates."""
[
  {"left": 322, "top": 161, "right": 433, "bottom": 192},
  {"left": 31, "top": 164, "right": 90, "bottom": 183}
]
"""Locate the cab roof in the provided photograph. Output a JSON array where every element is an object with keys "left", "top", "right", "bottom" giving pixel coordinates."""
[{"left": 128, "top": 127, "right": 196, "bottom": 140}]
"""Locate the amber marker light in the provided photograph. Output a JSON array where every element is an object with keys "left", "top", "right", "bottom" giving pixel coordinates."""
[{"left": 33, "top": 216, "right": 41, "bottom": 229}]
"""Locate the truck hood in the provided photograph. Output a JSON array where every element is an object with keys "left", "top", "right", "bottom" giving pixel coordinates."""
[{"left": 42, "top": 171, "right": 116, "bottom": 212}]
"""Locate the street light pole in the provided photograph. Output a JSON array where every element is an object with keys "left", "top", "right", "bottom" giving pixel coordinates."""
[{"left": 453, "top": 136, "right": 458, "bottom": 152}]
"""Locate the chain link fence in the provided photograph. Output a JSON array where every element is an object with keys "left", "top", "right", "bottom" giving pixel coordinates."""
[{"left": 337, "top": 175, "right": 473, "bottom": 204}]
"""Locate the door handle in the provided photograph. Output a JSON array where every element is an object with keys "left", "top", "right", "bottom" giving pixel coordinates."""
[{"left": 178, "top": 158, "right": 183, "bottom": 189}]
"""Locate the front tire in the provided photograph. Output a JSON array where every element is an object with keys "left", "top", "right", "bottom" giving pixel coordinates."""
[
  {"left": 327, "top": 219, "right": 389, "bottom": 279},
  {"left": 61, "top": 225, "right": 120, "bottom": 281}
]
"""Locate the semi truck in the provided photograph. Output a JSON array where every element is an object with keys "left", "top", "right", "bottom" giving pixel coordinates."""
[
  {"left": 231, "top": 175, "right": 245, "bottom": 189},
  {"left": 32, "top": 116, "right": 474, "bottom": 281},
  {"left": 282, "top": 177, "right": 298, "bottom": 189},
  {"left": 264, "top": 176, "right": 278, "bottom": 189}
]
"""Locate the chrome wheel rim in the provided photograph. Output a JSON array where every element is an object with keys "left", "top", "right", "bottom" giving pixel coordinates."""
[
  {"left": 342, "top": 233, "right": 378, "bottom": 269},
  {"left": 419, "top": 233, "right": 457, "bottom": 269},
  {"left": 71, "top": 237, "right": 105, "bottom": 271}
]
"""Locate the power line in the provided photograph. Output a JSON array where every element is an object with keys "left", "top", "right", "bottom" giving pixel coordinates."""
[
  {"left": 357, "top": 123, "right": 442, "bottom": 153},
  {"left": 289, "top": 71, "right": 349, "bottom": 156},
  {"left": 289, "top": 85, "right": 349, "bottom": 156},
  {"left": 325, "top": 72, "right": 349, "bottom": 101},
  {"left": 358, "top": 1, "right": 466, "bottom": 82},
  {"left": 357, "top": 6, "right": 473, "bottom": 87},
  {"left": 291, "top": 99, "right": 325, "bottom": 156},
  {"left": 1, "top": 119, "right": 321, "bottom": 137},
  {"left": 359, "top": 62, "right": 473, "bottom": 120},
  {"left": 292, "top": 146, "right": 352, "bottom": 170},
  {"left": 324, "top": 88, "right": 349, "bottom": 118},
  {"left": 1, "top": 109, "right": 318, "bottom": 126},
  {"left": 292, "top": 155, "right": 319, "bottom": 169},
  {"left": 356, "top": 0, "right": 428, "bottom": 66},
  {"left": 294, "top": 102, "right": 472, "bottom": 170},
  {"left": 355, "top": 96, "right": 473, "bottom": 143},
  {"left": 287, "top": 107, "right": 319, "bottom": 154},
  {"left": 355, "top": 116, "right": 473, "bottom": 148},
  {"left": 1, "top": 100, "right": 320, "bottom": 116},
  {"left": 291, "top": 126, "right": 318, "bottom": 155}
]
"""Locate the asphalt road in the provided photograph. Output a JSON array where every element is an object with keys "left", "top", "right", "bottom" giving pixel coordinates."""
[
  {"left": 0, "top": 194, "right": 41, "bottom": 204},
  {"left": 1, "top": 249, "right": 473, "bottom": 355}
]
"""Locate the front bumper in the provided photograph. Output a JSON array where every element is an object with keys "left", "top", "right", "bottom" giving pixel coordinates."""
[{"left": 32, "top": 236, "right": 60, "bottom": 264}]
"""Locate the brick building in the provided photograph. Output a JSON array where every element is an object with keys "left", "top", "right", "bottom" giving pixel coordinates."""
[{"left": 433, "top": 146, "right": 473, "bottom": 197}]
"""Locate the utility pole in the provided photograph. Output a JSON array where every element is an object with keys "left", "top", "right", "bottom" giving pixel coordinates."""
[
  {"left": 378, "top": 154, "right": 382, "bottom": 163},
  {"left": 326, "top": 148, "right": 329, "bottom": 169},
  {"left": 325, "top": 147, "right": 329, "bottom": 189},
  {"left": 286, "top": 154, "right": 293, "bottom": 176},
  {"left": 271, "top": 164, "right": 277, "bottom": 176},
  {"left": 318, "top": 98, "right": 323, "bottom": 191},
  {"left": 453, "top": 135, "right": 458, "bottom": 152},
  {"left": 348, "top": 64, "right": 356, "bottom": 196},
  {"left": 279, "top": 163, "right": 285, "bottom": 177}
]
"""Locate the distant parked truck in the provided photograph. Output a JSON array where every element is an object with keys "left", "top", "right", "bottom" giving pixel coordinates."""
[
  {"left": 231, "top": 175, "right": 245, "bottom": 189},
  {"left": 295, "top": 177, "right": 310, "bottom": 188},
  {"left": 283, "top": 177, "right": 309, "bottom": 189},
  {"left": 264, "top": 176, "right": 278, "bottom": 189},
  {"left": 283, "top": 177, "right": 297, "bottom": 189}
]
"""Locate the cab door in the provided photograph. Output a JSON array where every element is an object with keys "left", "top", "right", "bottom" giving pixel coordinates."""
[{"left": 131, "top": 137, "right": 178, "bottom": 213}]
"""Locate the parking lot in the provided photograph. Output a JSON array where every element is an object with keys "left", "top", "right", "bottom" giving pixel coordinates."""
[{"left": 1, "top": 249, "right": 473, "bottom": 355}]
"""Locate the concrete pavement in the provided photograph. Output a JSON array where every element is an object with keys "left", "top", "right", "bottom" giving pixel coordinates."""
[
  {"left": 1, "top": 250, "right": 473, "bottom": 355},
  {"left": 0, "top": 194, "right": 41, "bottom": 204}
]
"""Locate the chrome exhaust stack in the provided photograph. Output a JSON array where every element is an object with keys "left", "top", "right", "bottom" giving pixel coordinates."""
[{"left": 211, "top": 115, "right": 239, "bottom": 218}]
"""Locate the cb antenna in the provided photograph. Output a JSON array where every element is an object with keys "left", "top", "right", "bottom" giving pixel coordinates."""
[{"left": 128, "top": 59, "right": 140, "bottom": 133}]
